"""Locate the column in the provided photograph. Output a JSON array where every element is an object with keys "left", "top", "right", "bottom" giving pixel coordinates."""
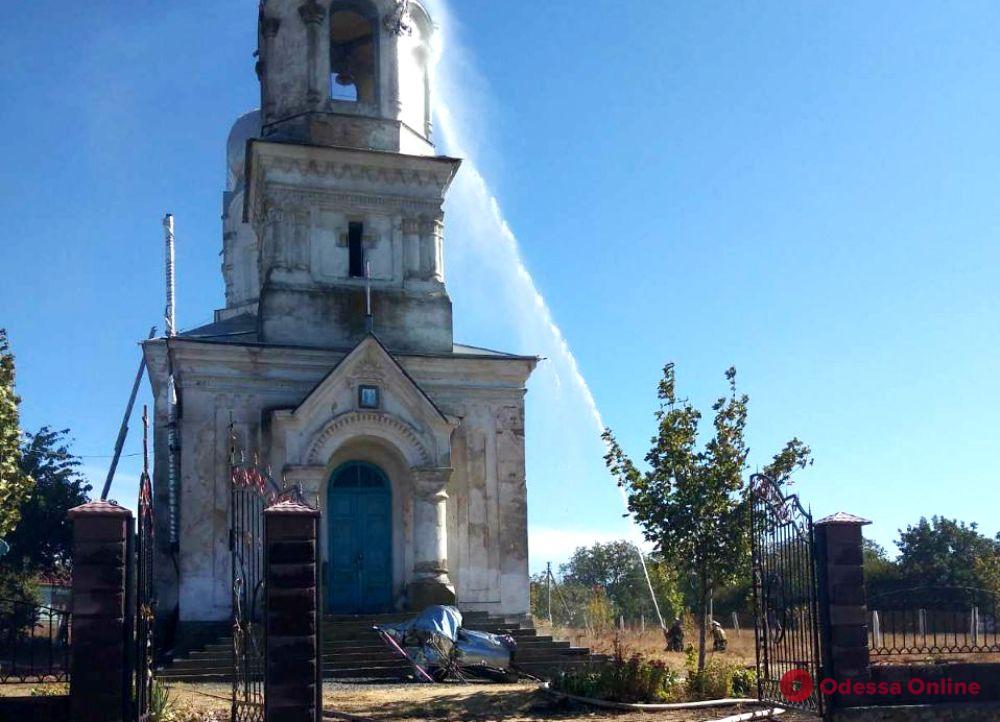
[
  {"left": 409, "top": 468, "right": 455, "bottom": 610},
  {"left": 260, "top": 17, "right": 282, "bottom": 121},
  {"left": 298, "top": 1, "right": 327, "bottom": 109},
  {"left": 69, "top": 501, "right": 133, "bottom": 722},
  {"left": 402, "top": 217, "right": 421, "bottom": 280},
  {"left": 431, "top": 214, "right": 445, "bottom": 283},
  {"left": 815, "top": 512, "right": 872, "bottom": 711},
  {"left": 418, "top": 218, "right": 435, "bottom": 281},
  {"left": 265, "top": 500, "right": 322, "bottom": 722}
]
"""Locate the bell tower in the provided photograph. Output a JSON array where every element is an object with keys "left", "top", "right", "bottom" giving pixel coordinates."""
[{"left": 243, "top": 0, "right": 460, "bottom": 353}]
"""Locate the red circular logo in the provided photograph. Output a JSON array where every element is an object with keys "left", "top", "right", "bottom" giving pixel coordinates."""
[{"left": 780, "top": 669, "right": 814, "bottom": 703}]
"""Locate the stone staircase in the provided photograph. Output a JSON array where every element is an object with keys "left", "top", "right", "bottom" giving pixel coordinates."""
[{"left": 157, "top": 611, "right": 600, "bottom": 683}]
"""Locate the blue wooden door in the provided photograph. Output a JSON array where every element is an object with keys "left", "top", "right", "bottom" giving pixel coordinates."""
[{"left": 327, "top": 462, "right": 392, "bottom": 613}]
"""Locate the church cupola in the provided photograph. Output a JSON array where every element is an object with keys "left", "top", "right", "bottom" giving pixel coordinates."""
[{"left": 258, "top": 0, "right": 436, "bottom": 155}]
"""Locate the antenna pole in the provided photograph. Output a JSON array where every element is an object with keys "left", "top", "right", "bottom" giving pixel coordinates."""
[{"left": 164, "top": 214, "right": 176, "bottom": 337}]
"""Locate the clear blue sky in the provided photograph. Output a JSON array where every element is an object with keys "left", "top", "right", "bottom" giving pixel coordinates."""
[{"left": 2, "top": 1, "right": 998, "bottom": 573}]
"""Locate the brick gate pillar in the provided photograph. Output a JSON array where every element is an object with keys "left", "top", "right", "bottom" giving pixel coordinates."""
[
  {"left": 68, "top": 501, "right": 133, "bottom": 722},
  {"left": 265, "top": 500, "right": 322, "bottom": 722},
  {"left": 815, "top": 512, "right": 872, "bottom": 710}
]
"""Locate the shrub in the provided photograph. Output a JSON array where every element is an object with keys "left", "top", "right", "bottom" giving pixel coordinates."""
[
  {"left": 149, "top": 679, "right": 177, "bottom": 722},
  {"left": 552, "top": 637, "right": 682, "bottom": 703},
  {"left": 686, "top": 658, "right": 757, "bottom": 700}
]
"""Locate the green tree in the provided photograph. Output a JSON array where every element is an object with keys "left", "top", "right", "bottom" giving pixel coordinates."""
[
  {"left": 558, "top": 541, "right": 684, "bottom": 626},
  {"left": 603, "top": 364, "right": 810, "bottom": 670},
  {"left": 862, "top": 538, "right": 901, "bottom": 597},
  {"left": 5, "top": 427, "right": 91, "bottom": 574},
  {"left": 0, "top": 330, "right": 33, "bottom": 540},
  {"left": 895, "top": 516, "right": 1000, "bottom": 593}
]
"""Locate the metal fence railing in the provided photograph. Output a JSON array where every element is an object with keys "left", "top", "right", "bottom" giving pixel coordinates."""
[
  {"left": 868, "top": 586, "right": 999, "bottom": 659},
  {"left": 0, "top": 599, "right": 71, "bottom": 683}
]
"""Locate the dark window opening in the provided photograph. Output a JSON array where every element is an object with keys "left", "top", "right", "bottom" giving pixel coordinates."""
[
  {"left": 348, "top": 221, "right": 365, "bottom": 278},
  {"left": 331, "top": 9, "right": 376, "bottom": 104}
]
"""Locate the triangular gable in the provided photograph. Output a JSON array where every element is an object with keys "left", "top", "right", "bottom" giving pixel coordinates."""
[{"left": 294, "top": 334, "right": 450, "bottom": 426}]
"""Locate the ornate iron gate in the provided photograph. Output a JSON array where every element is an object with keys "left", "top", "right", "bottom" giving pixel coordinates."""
[
  {"left": 228, "top": 423, "right": 311, "bottom": 722},
  {"left": 749, "top": 473, "right": 824, "bottom": 716},
  {"left": 229, "top": 429, "right": 271, "bottom": 722},
  {"left": 133, "top": 408, "right": 156, "bottom": 722}
]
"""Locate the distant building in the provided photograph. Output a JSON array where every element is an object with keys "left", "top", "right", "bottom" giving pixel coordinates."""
[
  {"left": 36, "top": 572, "right": 71, "bottom": 610},
  {"left": 143, "top": 0, "right": 536, "bottom": 634}
]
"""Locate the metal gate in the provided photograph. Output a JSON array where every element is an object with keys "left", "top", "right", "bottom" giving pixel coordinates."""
[
  {"left": 229, "top": 428, "right": 269, "bottom": 722},
  {"left": 749, "top": 473, "right": 824, "bottom": 716},
  {"left": 130, "top": 408, "right": 156, "bottom": 722}
]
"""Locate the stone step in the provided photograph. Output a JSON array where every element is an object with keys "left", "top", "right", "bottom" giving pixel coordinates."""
[
  {"left": 196, "top": 634, "right": 555, "bottom": 659},
  {"left": 160, "top": 611, "right": 592, "bottom": 683}
]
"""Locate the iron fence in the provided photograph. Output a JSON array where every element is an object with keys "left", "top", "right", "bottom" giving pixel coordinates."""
[
  {"left": 868, "top": 586, "right": 1000, "bottom": 658},
  {"left": 0, "top": 599, "right": 71, "bottom": 683}
]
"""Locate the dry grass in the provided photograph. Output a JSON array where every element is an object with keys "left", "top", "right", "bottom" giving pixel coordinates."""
[
  {"left": 536, "top": 622, "right": 757, "bottom": 671},
  {"left": 163, "top": 681, "right": 814, "bottom": 722}
]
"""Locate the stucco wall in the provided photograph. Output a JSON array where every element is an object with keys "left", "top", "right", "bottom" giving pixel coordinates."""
[{"left": 145, "top": 338, "right": 534, "bottom": 621}]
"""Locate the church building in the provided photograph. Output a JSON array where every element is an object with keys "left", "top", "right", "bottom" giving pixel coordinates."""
[{"left": 143, "top": 0, "right": 535, "bottom": 630}]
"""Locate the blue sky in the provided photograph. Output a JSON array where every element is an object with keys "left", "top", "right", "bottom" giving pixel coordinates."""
[{"left": 2, "top": 1, "right": 998, "bottom": 573}]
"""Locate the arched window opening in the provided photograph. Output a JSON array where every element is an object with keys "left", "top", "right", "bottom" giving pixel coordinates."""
[
  {"left": 330, "top": 9, "right": 376, "bottom": 104},
  {"left": 331, "top": 462, "right": 389, "bottom": 489}
]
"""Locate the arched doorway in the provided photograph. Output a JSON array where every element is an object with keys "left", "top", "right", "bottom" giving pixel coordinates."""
[{"left": 327, "top": 462, "right": 393, "bottom": 613}]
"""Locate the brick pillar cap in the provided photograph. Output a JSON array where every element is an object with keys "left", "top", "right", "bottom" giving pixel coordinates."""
[
  {"left": 69, "top": 500, "right": 133, "bottom": 518},
  {"left": 265, "top": 499, "right": 320, "bottom": 517},
  {"left": 816, "top": 511, "right": 871, "bottom": 526}
]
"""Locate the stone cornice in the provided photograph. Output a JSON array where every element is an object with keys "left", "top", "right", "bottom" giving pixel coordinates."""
[{"left": 249, "top": 139, "right": 460, "bottom": 189}]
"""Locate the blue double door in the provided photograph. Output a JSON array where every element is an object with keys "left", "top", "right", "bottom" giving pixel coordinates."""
[{"left": 327, "top": 462, "right": 393, "bottom": 613}]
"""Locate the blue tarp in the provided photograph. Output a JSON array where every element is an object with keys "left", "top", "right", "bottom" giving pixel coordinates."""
[
  {"left": 376, "top": 605, "right": 515, "bottom": 678},
  {"left": 381, "top": 604, "right": 463, "bottom": 643}
]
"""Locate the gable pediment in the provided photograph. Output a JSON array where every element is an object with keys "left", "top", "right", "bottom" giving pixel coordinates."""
[
  {"left": 294, "top": 335, "right": 447, "bottom": 425},
  {"left": 273, "top": 335, "right": 455, "bottom": 470}
]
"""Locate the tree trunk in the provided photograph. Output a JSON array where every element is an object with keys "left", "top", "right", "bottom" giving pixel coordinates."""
[{"left": 697, "top": 570, "right": 708, "bottom": 671}]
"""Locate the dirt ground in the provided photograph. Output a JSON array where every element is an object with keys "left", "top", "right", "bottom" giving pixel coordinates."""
[
  {"left": 164, "top": 681, "right": 817, "bottom": 722},
  {"left": 537, "top": 622, "right": 757, "bottom": 670}
]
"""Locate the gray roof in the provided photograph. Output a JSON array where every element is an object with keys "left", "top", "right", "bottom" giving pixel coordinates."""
[
  {"left": 176, "top": 314, "right": 535, "bottom": 360},
  {"left": 179, "top": 314, "right": 258, "bottom": 342}
]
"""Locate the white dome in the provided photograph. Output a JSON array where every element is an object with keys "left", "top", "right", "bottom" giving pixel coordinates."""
[{"left": 226, "top": 110, "right": 262, "bottom": 191}]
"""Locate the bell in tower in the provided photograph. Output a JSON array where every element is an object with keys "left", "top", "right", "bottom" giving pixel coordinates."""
[{"left": 241, "top": 0, "right": 461, "bottom": 353}]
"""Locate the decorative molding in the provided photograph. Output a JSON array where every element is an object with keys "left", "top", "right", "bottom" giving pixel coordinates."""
[
  {"left": 383, "top": 0, "right": 413, "bottom": 36},
  {"left": 298, "top": 0, "right": 325, "bottom": 26},
  {"left": 351, "top": 357, "right": 386, "bottom": 382},
  {"left": 305, "top": 410, "right": 432, "bottom": 467},
  {"left": 265, "top": 185, "right": 442, "bottom": 216},
  {"left": 265, "top": 155, "right": 449, "bottom": 189}
]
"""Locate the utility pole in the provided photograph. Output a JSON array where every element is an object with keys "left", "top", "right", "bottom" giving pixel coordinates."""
[{"left": 546, "top": 562, "right": 553, "bottom": 624}]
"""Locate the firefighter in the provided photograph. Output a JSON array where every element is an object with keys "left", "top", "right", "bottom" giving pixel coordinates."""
[
  {"left": 711, "top": 619, "right": 728, "bottom": 652},
  {"left": 665, "top": 617, "right": 685, "bottom": 652}
]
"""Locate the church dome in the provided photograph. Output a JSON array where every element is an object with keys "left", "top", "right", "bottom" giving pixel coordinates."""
[{"left": 226, "top": 110, "right": 263, "bottom": 191}]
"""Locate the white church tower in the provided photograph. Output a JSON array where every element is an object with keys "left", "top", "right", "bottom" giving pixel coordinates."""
[{"left": 145, "top": 0, "right": 536, "bottom": 638}]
